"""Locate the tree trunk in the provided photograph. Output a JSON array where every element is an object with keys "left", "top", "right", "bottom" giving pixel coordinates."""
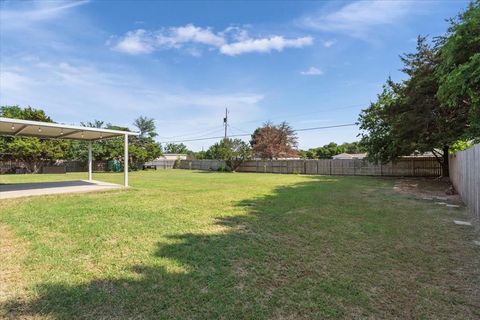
[{"left": 441, "top": 145, "right": 449, "bottom": 177}]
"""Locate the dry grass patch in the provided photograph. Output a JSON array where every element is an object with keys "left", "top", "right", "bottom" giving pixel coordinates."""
[
  {"left": 0, "top": 225, "right": 27, "bottom": 303},
  {"left": 393, "top": 177, "right": 462, "bottom": 203},
  {"left": 0, "top": 225, "right": 50, "bottom": 320}
]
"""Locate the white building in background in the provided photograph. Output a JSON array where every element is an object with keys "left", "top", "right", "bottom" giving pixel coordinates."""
[
  {"left": 332, "top": 153, "right": 367, "bottom": 160},
  {"left": 156, "top": 153, "right": 187, "bottom": 161}
]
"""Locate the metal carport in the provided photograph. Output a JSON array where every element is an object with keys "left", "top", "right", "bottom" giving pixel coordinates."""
[{"left": 0, "top": 117, "right": 139, "bottom": 189}]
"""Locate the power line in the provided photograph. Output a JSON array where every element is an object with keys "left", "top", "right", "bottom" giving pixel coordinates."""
[
  {"left": 161, "top": 134, "right": 246, "bottom": 144},
  {"left": 229, "top": 103, "right": 365, "bottom": 126},
  {"left": 228, "top": 124, "right": 249, "bottom": 134},
  {"left": 155, "top": 102, "right": 367, "bottom": 140},
  {"left": 159, "top": 123, "right": 357, "bottom": 144},
  {"left": 295, "top": 123, "right": 356, "bottom": 132},
  {"left": 156, "top": 125, "right": 223, "bottom": 140}
]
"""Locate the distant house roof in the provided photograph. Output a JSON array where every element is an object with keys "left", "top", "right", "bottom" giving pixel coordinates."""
[
  {"left": 155, "top": 153, "right": 187, "bottom": 160},
  {"left": 332, "top": 153, "right": 367, "bottom": 160},
  {"left": 403, "top": 150, "right": 441, "bottom": 158}
]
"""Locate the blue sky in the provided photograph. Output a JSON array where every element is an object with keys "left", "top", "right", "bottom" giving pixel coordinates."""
[{"left": 0, "top": 0, "right": 470, "bottom": 150}]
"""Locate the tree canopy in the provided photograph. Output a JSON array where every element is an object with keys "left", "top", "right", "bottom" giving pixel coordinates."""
[
  {"left": 68, "top": 119, "right": 162, "bottom": 168},
  {"left": 436, "top": 0, "right": 480, "bottom": 137},
  {"left": 1, "top": 105, "right": 52, "bottom": 122},
  {"left": 250, "top": 122, "right": 298, "bottom": 159},
  {"left": 0, "top": 106, "right": 70, "bottom": 172},
  {"left": 205, "top": 138, "right": 251, "bottom": 171},
  {"left": 163, "top": 143, "right": 189, "bottom": 154},
  {"left": 133, "top": 116, "right": 157, "bottom": 139},
  {"left": 358, "top": 2, "right": 479, "bottom": 176},
  {"left": 300, "top": 142, "right": 365, "bottom": 159}
]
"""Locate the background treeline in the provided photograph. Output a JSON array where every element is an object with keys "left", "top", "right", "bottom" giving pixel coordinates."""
[
  {"left": 185, "top": 141, "right": 364, "bottom": 161},
  {"left": 298, "top": 142, "right": 365, "bottom": 159}
]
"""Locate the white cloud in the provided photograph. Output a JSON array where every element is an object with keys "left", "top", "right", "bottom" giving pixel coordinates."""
[
  {"left": 1, "top": 60, "right": 264, "bottom": 112},
  {"left": 222, "top": 26, "right": 250, "bottom": 42},
  {"left": 166, "top": 24, "right": 225, "bottom": 47},
  {"left": 300, "top": 67, "right": 323, "bottom": 76},
  {"left": 0, "top": 57, "right": 265, "bottom": 138},
  {"left": 1, "top": 0, "right": 89, "bottom": 28},
  {"left": 113, "top": 29, "right": 154, "bottom": 54},
  {"left": 220, "top": 36, "right": 313, "bottom": 56},
  {"left": 111, "top": 24, "right": 313, "bottom": 56},
  {"left": 112, "top": 24, "right": 225, "bottom": 55},
  {"left": 112, "top": 24, "right": 226, "bottom": 55},
  {"left": 0, "top": 0, "right": 95, "bottom": 51},
  {"left": 0, "top": 71, "right": 33, "bottom": 91},
  {"left": 322, "top": 40, "right": 335, "bottom": 48},
  {"left": 300, "top": 0, "right": 419, "bottom": 38}
]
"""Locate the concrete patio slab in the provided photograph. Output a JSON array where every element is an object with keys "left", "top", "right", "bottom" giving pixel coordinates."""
[{"left": 0, "top": 180, "right": 122, "bottom": 200}]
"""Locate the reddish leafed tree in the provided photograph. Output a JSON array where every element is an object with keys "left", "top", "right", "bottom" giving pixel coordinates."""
[{"left": 250, "top": 121, "right": 298, "bottom": 159}]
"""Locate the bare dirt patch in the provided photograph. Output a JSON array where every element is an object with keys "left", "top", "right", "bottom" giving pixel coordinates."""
[{"left": 393, "top": 178, "right": 462, "bottom": 204}]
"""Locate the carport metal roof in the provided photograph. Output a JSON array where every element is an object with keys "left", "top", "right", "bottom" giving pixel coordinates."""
[
  {"left": 0, "top": 117, "right": 138, "bottom": 140},
  {"left": 0, "top": 117, "right": 139, "bottom": 187}
]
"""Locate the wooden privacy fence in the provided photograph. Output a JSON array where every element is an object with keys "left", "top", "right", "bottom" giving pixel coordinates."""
[
  {"left": 0, "top": 160, "right": 87, "bottom": 173},
  {"left": 449, "top": 144, "right": 480, "bottom": 222},
  {"left": 0, "top": 160, "right": 27, "bottom": 174},
  {"left": 54, "top": 161, "right": 110, "bottom": 172},
  {"left": 144, "top": 160, "right": 176, "bottom": 169},
  {"left": 179, "top": 160, "right": 227, "bottom": 171},
  {"left": 237, "top": 158, "right": 440, "bottom": 176},
  {"left": 0, "top": 160, "right": 110, "bottom": 173},
  {"left": 180, "top": 157, "right": 441, "bottom": 177}
]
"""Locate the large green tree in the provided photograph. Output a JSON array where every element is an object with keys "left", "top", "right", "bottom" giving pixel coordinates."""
[
  {"left": 436, "top": 0, "right": 480, "bottom": 138},
  {"left": 358, "top": 2, "right": 479, "bottom": 178},
  {"left": 1, "top": 105, "right": 52, "bottom": 122},
  {"left": 67, "top": 122, "right": 162, "bottom": 169},
  {"left": 164, "top": 143, "right": 189, "bottom": 154},
  {"left": 0, "top": 106, "right": 69, "bottom": 172},
  {"left": 359, "top": 39, "right": 464, "bottom": 176},
  {"left": 133, "top": 116, "right": 157, "bottom": 139},
  {"left": 358, "top": 85, "right": 406, "bottom": 163},
  {"left": 206, "top": 138, "right": 251, "bottom": 170}
]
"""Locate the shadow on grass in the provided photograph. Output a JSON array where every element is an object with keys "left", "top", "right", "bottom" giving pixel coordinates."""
[
  {"left": 4, "top": 177, "right": 350, "bottom": 319},
  {"left": 0, "top": 180, "right": 96, "bottom": 192},
  {"left": 2, "top": 176, "right": 476, "bottom": 319}
]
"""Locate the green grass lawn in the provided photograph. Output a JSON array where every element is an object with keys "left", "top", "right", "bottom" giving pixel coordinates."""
[{"left": 1, "top": 170, "right": 479, "bottom": 319}]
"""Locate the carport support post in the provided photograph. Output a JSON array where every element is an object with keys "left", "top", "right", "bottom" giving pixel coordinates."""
[
  {"left": 124, "top": 134, "right": 129, "bottom": 187},
  {"left": 88, "top": 141, "right": 93, "bottom": 181}
]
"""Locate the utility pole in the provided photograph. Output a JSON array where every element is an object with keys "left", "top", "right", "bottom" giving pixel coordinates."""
[{"left": 223, "top": 107, "right": 228, "bottom": 140}]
